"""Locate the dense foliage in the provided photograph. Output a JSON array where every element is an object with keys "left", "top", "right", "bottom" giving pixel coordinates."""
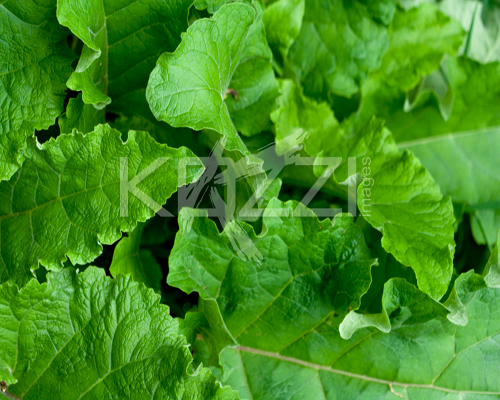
[{"left": 1, "top": 0, "right": 499, "bottom": 399}]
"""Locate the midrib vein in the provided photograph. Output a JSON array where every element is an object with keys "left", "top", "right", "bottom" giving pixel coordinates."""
[
  {"left": 397, "top": 125, "right": 500, "bottom": 148},
  {"left": 236, "top": 346, "right": 500, "bottom": 395}
]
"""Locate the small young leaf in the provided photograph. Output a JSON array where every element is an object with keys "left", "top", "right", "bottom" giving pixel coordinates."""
[{"left": 110, "top": 222, "right": 162, "bottom": 291}]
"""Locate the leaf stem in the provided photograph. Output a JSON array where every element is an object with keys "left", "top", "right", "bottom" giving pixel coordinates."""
[{"left": 0, "top": 383, "right": 21, "bottom": 400}]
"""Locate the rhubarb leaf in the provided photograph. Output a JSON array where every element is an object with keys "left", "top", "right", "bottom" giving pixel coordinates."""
[
  {"left": 0, "top": 124, "right": 204, "bottom": 285},
  {"left": 0, "top": 267, "right": 239, "bottom": 400}
]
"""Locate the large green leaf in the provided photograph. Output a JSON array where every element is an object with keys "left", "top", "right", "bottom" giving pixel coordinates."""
[
  {"left": 147, "top": 3, "right": 254, "bottom": 153},
  {"left": 400, "top": 127, "right": 500, "bottom": 205},
  {"left": 220, "top": 229, "right": 500, "bottom": 398},
  {"left": 0, "top": 0, "right": 75, "bottom": 131},
  {"left": 168, "top": 201, "right": 500, "bottom": 399},
  {"left": 273, "top": 80, "right": 456, "bottom": 299},
  {"left": 0, "top": 124, "right": 204, "bottom": 285},
  {"left": 110, "top": 222, "right": 162, "bottom": 292},
  {"left": 0, "top": 267, "right": 239, "bottom": 400},
  {"left": 147, "top": 3, "right": 278, "bottom": 150},
  {"left": 285, "top": 0, "right": 393, "bottom": 101},
  {"left": 215, "top": 275, "right": 500, "bottom": 399},
  {"left": 400, "top": 127, "right": 500, "bottom": 247},
  {"left": 0, "top": 0, "right": 75, "bottom": 180},
  {"left": 57, "top": 0, "right": 191, "bottom": 112},
  {"left": 357, "top": 147, "right": 455, "bottom": 300},
  {"left": 169, "top": 198, "right": 377, "bottom": 348}
]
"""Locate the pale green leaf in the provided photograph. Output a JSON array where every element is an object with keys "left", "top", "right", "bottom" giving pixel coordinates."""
[
  {"left": 388, "top": 57, "right": 500, "bottom": 142},
  {"left": 438, "top": 0, "right": 500, "bottom": 63},
  {"left": 400, "top": 126, "right": 500, "bottom": 247},
  {"left": 0, "top": 124, "right": 204, "bottom": 285},
  {"left": 147, "top": 3, "right": 279, "bottom": 151},
  {"left": 0, "top": 267, "right": 239, "bottom": 400},
  {"left": 400, "top": 127, "right": 500, "bottom": 205},
  {"left": 471, "top": 208, "right": 500, "bottom": 247},
  {"left": 147, "top": 3, "right": 255, "bottom": 154}
]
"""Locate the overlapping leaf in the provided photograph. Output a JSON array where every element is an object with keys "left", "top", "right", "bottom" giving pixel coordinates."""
[
  {"left": 169, "top": 202, "right": 500, "bottom": 399},
  {"left": 0, "top": 124, "right": 204, "bottom": 285},
  {"left": 389, "top": 56, "right": 500, "bottom": 142},
  {"left": 0, "top": 267, "right": 239, "bottom": 400},
  {"left": 401, "top": 0, "right": 500, "bottom": 63},
  {"left": 217, "top": 277, "right": 500, "bottom": 399},
  {"left": 180, "top": 299, "right": 237, "bottom": 369},
  {"left": 57, "top": 0, "right": 191, "bottom": 112},
  {"left": 212, "top": 242, "right": 500, "bottom": 399},
  {"left": 356, "top": 3, "right": 465, "bottom": 127},
  {"left": 58, "top": 94, "right": 105, "bottom": 135},
  {"left": 169, "top": 198, "right": 377, "bottom": 349},
  {"left": 147, "top": 3, "right": 278, "bottom": 151},
  {"left": 263, "top": 0, "right": 305, "bottom": 59},
  {"left": 398, "top": 120, "right": 500, "bottom": 249},
  {"left": 340, "top": 271, "right": 486, "bottom": 339},
  {"left": 285, "top": 0, "right": 393, "bottom": 101},
  {"left": 400, "top": 127, "right": 500, "bottom": 205},
  {"left": 0, "top": 0, "right": 75, "bottom": 180},
  {"left": 273, "top": 80, "right": 455, "bottom": 299},
  {"left": 224, "top": 2, "right": 279, "bottom": 137}
]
